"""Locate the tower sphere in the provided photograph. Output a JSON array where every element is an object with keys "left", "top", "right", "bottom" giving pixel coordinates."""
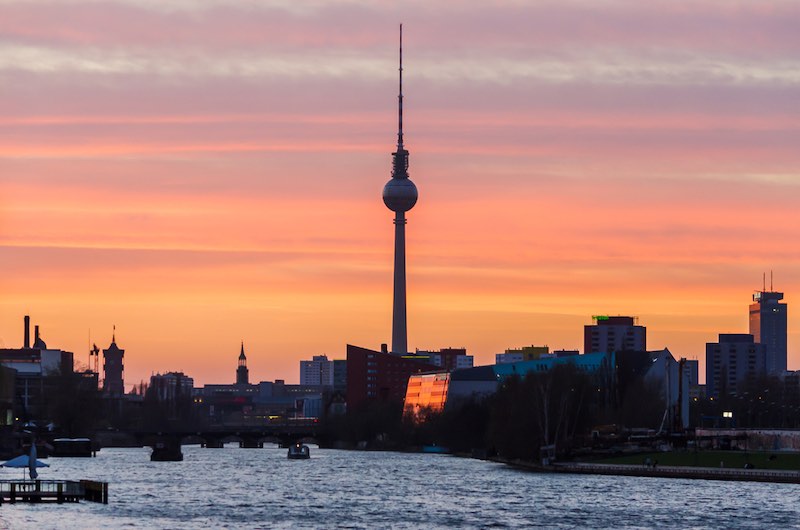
[{"left": 383, "top": 177, "right": 418, "bottom": 212}]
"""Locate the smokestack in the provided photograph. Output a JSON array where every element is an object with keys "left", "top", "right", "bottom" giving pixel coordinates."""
[
  {"left": 35, "top": 325, "right": 40, "bottom": 345},
  {"left": 24, "top": 315, "right": 30, "bottom": 349}
]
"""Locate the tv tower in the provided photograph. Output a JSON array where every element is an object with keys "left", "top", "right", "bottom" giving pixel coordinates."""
[{"left": 383, "top": 24, "right": 418, "bottom": 355}]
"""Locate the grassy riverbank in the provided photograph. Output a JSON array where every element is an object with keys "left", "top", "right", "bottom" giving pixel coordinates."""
[{"left": 590, "top": 450, "right": 800, "bottom": 470}]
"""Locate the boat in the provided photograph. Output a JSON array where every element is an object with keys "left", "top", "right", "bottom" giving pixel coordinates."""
[
  {"left": 52, "top": 438, "right": 94, "bottom": 457},
  {"left": 287, "top": 443, "right": 310, "bottom": 460}
]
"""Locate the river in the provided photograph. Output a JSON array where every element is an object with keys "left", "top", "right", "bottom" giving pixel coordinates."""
[{"left": 1, "top": 446, "right": 799, "bottom": 529}]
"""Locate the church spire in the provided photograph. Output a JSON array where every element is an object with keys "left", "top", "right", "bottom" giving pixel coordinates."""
[{"left": 236, "top": 341, "right": 249, "bottom": 385}]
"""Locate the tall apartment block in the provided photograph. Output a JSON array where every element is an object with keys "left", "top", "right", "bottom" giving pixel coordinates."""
[
  {"left": 300, "top": 355, "right": 335, "bottom": 387},
  {"left": 706, "top": 334, "right": 767, "bottom": 397},
  {"left": 749, "top": 289, "right": 787, "bottom": 375},
  {"left": 584, "top": 316, "right": 646, "bottom": 354}
]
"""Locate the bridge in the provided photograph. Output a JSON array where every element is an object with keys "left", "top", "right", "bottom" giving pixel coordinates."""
[{"left": 134, "top": 422, "right": 324, "bottom": 461}]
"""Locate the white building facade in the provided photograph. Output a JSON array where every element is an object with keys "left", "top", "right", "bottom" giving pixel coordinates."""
[{"left": 300, "top": 355, "right": 334, "bottom": 387}]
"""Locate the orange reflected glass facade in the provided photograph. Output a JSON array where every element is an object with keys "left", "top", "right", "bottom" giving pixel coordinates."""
[{"left": 404, "top": 372, "right": 450, "bottom": 419}]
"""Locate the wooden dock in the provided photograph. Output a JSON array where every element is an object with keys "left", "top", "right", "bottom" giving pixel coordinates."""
[{"left": 0, "top": 479, "right": 108, "bottom": 504}]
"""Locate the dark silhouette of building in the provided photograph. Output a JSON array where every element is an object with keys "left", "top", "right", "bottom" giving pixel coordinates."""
[
  {"left": 382, "top": 25, "right": 418, "bottom": 355},
  {"left": 706, "top": 334, "right": 766, "bottom": 397},
  {"left": 749, "top": 287, "right": 787, "bottom": 375},
  {"left": 346, "top": 344, "right": 436, "bottom": 410},
  {"left": 150, "top": 371, "right": 194, "bottom": 403},
  {"left": 333, "top": 359, "right": 347, "bottom": 393},
  {"left": 0, "top": 365, "right": 16, "bottom": 427},
  {"left": 236, "top": 342, "right": 249, "bottom": 385},
  {"left": 584, "top": 316, "right": 646, "bottom": 354},
  {"left": 1, "top": 316, "right": 75, "bottom": 419},
  {"left": 102, "top": 330, "right": 125, "bottom": 397}
]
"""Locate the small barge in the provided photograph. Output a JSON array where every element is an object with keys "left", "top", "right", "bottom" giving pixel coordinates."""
[{"left": 288, "top": 443, "right": 310, "bottom": 460}]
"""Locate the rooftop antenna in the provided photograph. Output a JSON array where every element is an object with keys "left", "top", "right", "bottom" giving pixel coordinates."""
[
  {"left": 771, "top": 270, "right": 774, "bottom": 291},
  {"left": 763, "top": 272, "right": 766, "bottom": 292}
]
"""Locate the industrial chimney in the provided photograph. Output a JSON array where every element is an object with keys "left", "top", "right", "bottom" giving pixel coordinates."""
[{"left": 24, "top": 315, "right": 30, "bottom": 349}]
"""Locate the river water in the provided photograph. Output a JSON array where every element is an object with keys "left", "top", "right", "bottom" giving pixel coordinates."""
[{"left": 1, "top": 446, "right": 799, "bottom": 529}]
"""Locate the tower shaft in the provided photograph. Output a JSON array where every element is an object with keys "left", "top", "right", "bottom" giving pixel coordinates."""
[{"left": 391, "top": 211, "right": 408, "bottom": 355}]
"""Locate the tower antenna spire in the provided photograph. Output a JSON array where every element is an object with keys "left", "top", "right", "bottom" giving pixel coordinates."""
[{"left": 398, "top": 23, "right": 404, "bottom": 150}]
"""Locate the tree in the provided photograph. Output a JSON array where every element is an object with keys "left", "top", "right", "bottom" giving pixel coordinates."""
[
  {"left": 487, "top": 364, "right": 598, "bottom": 460},
  {"left": 42, "top": 364, "right": 102, "bottom": 437}
]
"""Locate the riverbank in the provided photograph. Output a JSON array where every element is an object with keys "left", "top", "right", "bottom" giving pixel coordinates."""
[
  {"left": 495, "top": 457, "right": 800, "bottom": 484},
  {"left": 590, "top": 449, "right": 800, "bottom": 470}
]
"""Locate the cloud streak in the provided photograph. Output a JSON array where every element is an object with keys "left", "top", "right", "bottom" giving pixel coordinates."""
[{"left": 3, "top": 43, "right": 800, "bottom": 87}]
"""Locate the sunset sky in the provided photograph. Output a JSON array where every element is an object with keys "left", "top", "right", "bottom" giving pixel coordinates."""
[{"left": 1, "top": 0, "right": 799, "bottom": 386}]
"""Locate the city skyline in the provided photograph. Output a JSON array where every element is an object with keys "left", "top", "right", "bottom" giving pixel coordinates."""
[{"left": 2, "top": 1, "right": 799, "bottom": 386}]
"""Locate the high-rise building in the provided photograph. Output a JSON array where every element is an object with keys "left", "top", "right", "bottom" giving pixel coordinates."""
[
  {"left": 300, "top": 355, "right": 334, "bottom": 386},
  {"left": 584, "top": 316, "right": 646, "bottom": 354},
  {"left": 382, "top": 25, "right": 418, "bottom": 355},
  {"left": 236, "top": 342, "right": 249, "bottom": 385},
  {"left": 749, "top": 289, "right": 787, "bottom": 374},
  {"left": 706, "top": 334, "right": 766, "bottom": 397},
  {"left": 103, "top": 330, "right": 125, "bottom": 396}
]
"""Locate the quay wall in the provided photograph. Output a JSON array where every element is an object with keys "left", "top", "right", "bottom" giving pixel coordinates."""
[{"left": 501, "top": 459, "right": 800, "bottom": 484}]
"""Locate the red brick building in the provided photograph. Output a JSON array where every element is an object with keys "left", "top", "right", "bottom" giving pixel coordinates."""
[{"left": 346, "top": 344, "right": 437, "bottom": 411}]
